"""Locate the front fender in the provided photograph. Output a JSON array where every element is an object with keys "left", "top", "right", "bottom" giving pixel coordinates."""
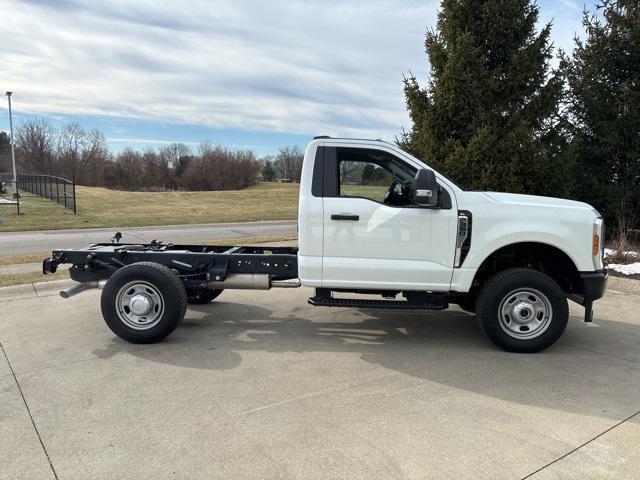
[
  {"left": 450, "top": 215, "right": 593, "bottom": 293},
  {"left": 467, "top": 225, "right": 587, "bottom": 271}
]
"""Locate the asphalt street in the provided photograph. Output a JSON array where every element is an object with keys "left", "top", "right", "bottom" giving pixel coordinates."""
[{"left": 0, "top": 220, "right": 297, "bottom": 255}]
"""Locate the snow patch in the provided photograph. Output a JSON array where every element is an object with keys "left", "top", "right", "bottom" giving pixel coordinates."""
[
  {"left": 607, "top": 263, "right": 640, "bottom": 276},
  {"left": 605, "top": 248, "right": 640, "bottom": 258}
]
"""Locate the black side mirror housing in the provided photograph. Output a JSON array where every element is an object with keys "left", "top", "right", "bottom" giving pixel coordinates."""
[{"left": 414, "top": 169, "right": 439, "bottom": 207}]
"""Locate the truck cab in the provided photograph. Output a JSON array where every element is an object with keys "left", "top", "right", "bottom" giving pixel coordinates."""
[{"left": 298, "top": 137, "right": 607, "bottom": 351}]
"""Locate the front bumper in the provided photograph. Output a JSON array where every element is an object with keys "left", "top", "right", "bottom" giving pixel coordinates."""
[
  {"left": 576, "top": 269, "right": 608, "bottom": 322},
  {"left": 580, "top": 269, "right": 608, "bottom": 301}
]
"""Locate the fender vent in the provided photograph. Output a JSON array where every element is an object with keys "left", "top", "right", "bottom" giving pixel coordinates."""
[{"left": 456, "top": 211, "right": 472, "bottom": 267}]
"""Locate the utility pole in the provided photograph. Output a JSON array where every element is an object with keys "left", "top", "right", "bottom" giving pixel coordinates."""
[
  {"left": 6, "top": 92, "right": 17, "bottom": 192},
  {"left": 6, "top": 91, "right": 20, "bottom": 213}
]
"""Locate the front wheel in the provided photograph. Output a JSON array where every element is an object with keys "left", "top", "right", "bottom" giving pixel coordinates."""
[
  {"left": 476, "top": 268, "right": 568, "bottom": 353},
  {"left": 100, "top": 262, "right": 188, "bottom": 343}
]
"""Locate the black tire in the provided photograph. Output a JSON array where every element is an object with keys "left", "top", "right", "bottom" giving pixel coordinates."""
[
  {"left": 187, "top": 288, "right": 223, "bottom": 305},
  {"left": 100, "top": 262, "right": 187, "bottom": 343},
  {"left": 476, "top": 268, "right": 568, "bottom": 353}
]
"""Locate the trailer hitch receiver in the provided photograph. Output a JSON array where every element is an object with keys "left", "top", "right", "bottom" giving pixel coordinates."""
[{"left": 43, "top": 258, "right": 57, "bottom": 275}]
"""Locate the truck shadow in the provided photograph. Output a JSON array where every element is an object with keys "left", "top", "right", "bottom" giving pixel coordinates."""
[{"left": 104, "top": 301, "right": 640, "bottom": 421}]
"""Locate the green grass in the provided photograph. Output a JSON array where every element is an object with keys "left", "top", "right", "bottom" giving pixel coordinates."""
[{"left": 0, "top": 183, "right": 299, "bottom": 232}]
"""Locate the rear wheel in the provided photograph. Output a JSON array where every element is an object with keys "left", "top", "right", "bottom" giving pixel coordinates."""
[
  {"left": 476, "top": 268, "right": 568, "bottom": 353},
  {"left": 101, "top": 262, "right": 187, "bottom": 343},
  {"left": 187, "top": 288, "right": 223, "bottom": 304}
]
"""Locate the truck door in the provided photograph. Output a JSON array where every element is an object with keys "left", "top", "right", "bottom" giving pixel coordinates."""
[{"left": 320, "top": 145, "right": 458, "bottom": 291}]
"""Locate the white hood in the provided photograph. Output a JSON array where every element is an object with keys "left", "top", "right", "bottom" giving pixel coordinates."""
[{"left": 482, "top": 192, "right": 593, "bottom": 211}]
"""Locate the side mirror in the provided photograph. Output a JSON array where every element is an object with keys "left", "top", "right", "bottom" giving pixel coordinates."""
[{"left": 414, "top": 169, "right": 439, "bottom": 207}]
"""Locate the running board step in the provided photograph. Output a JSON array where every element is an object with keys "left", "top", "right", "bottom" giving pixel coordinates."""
[{"left": 308, "top": 296, "right": 448, "bottom": 310}]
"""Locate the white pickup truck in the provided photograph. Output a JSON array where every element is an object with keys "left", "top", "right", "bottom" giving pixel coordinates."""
[{"left": 43, "top": 137, "right": 607, "bottom": 352}]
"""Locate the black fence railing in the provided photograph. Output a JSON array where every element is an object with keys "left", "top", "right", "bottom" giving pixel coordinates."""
[{"left": 1, "top": 173, "right": 77, "bottom": 214}]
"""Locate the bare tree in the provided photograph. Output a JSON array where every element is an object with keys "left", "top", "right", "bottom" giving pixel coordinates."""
[
  {"left": 112, "top": 148, "right": 144, "bottom": 190},
  {"left": 15, "top": 119, "right": 56, "bottom": 174},
  {"left": 180, "top": 143, "right": 260, "bottom": 190},
  {"left": 274, "top": 145, "right": 304, "bottom": 182},
  {"left": 57, "top": 122, "right": 109, "bottom": 185},
  {"left": 138, "top": 148, "right": 170, "bottom": 190}
]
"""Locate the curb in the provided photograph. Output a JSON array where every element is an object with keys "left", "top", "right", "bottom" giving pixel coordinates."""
[{"left": 0, "top": 279, "right": 75, "bottom": 302}]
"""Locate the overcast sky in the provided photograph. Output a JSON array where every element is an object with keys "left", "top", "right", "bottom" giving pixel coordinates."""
[{"left": 1, "top": 0, "right": 587, "bottom": 156}]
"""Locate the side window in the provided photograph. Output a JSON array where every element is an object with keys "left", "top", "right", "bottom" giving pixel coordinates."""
[
  {"left": 339, "top": 161, "right": 394, "bottom": 203},
  {"left": 336, "top": 148, "right": 416, "bottom": 206}
]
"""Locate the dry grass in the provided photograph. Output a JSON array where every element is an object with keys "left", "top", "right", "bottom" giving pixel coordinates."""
[
  {"left": 0, "top": 183, "right": 299, "bottom": 232},
  {"left": 0, "top": 269, "right": 70, "bottom": 288},
  {"left": 0, "top": 252, "right": 51, "bottom": 266},
  {"left": 605, "top": 233, "right": 640, "bottom": 266},
  {"left": 606, "top": 250, "right": 639, "bottom": 266},
  {"left": 340, "top": 185, "right": 389, "bottom": 203}
]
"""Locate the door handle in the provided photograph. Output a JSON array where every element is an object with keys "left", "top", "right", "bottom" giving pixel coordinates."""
[{"left": 331, "top": 214, "right": 359, "bottom": 221}]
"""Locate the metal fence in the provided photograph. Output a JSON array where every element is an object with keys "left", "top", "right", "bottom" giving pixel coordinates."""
[{"left": 1, "top": 173, "right": 77, "bottom": 214}]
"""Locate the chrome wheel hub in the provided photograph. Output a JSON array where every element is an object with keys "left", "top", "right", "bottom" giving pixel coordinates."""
[
  {"left": 115, "top": 281, "right": 165, "bottom": 330},
  {"left": 130, "top": 294, "right": 152, "bottom": 316},
  {"left": 498, "top": 288, "right": 552, "bottom": 339},
  {"left": 512, "top": 301, "right": 534, "bottom": 323}
]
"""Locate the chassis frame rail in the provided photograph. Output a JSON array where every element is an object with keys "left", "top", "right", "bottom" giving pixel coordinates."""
[{"left": 44, "top": 242, "right": 299, "bottom": 290}]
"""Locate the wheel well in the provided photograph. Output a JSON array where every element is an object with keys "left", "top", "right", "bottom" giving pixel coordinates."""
[{"left": 471, "top": 243, "right": 582, "bottom": 295}]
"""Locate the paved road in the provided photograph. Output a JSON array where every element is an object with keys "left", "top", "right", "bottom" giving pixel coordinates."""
[
  {"left": 0, "top": 220, "right": 297, "bottom": 255},
  {"left": 1, "top": 276, "right": 639, "bottom": 479}
]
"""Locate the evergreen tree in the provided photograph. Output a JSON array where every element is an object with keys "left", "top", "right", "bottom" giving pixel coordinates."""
[
  {"left": 261, "top": 158, "right": 276, "bottom": 182},
  {"left": 561, "top": 0, "right": 640, "bottom": 232},
  {"left": 402, "top": 0, "right": 569, "bottom": 195}
]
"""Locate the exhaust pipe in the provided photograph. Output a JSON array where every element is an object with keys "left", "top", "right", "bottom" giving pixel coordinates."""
[
  {"left": 271, "top": 278, "right": 301, "bottom": 288},
  {"left": 207, "top": 274, "right": 270, "bottom": 290},
  {"left": 59, "top": 280, "right": 106, "bottom": 299},
  {"left": 206, "top": 274, "right": 301, "bottom": 290}
]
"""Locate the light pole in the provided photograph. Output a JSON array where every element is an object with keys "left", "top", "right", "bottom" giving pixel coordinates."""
[{"left": 5, "top": 91, "right": 17, "bottom": 197}]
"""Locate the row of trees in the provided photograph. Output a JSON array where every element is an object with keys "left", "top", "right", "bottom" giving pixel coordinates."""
[
  {"left": 0, "top": 121, "right": 109, "bottom": 185},
  {"left": 402, "top": 0, "right": 639, "bottom": 234},
  {"left": 103, "top": 143, "right": 261, "bottom": 191},
  {"left": 0, "top": 121, "right": 304, "bottom": 191}
]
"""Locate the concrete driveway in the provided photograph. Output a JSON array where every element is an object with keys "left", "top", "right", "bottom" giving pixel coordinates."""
[{"left": 1, "top": 277, "right": 639, "bottom": 479}]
